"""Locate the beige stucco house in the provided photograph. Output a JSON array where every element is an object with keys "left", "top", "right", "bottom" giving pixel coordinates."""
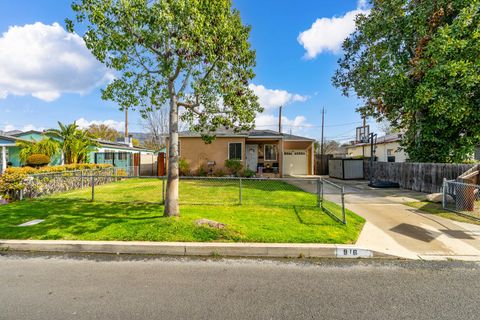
[
  {"left": 173, "top": 129, "right": 315, "bottom": 177},
  {"left": 346, "top": 133, "right": 408, "bottom": 163}
]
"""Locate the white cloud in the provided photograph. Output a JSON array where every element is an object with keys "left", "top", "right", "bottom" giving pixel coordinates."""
[
  {"left": 298, "top": 1, "right": 369, "bottom": 58},
  {"left": 0, "top": 22, "right": 113, "bottom": 102},
  {"left": 250, "top": 83, "right": 313, "bottom": 137},
  {"left": 76, "top": 118, "right": 125, "bottom": 131},
  {"left": 249, "top": 84, "right": 307, "bottom": 111},
  {"left": 255, "top": 114, "right": 308, "bottom": 129}
]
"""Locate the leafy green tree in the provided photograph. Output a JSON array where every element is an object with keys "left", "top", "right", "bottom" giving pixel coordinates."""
[
  {"left": 333, "top": 0, "right": 480, "bottom": 163},
  {"left": 16, "top": 138, "right": 60, "bottom": 164},
  {"left": 67, "top": 0, "right": 261, "bottom": 216},
  {"left": 88, "top": 124, "right": 120, "bottom": 142}
]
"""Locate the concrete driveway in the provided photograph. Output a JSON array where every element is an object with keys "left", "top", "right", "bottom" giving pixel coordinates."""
[{"left": 291, "top": 177, "right": 480, "bottom": 260}]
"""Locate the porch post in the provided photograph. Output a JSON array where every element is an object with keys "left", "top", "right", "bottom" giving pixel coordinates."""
[{"left": 1, "top": 146, "right": 7, "bottom": 173}]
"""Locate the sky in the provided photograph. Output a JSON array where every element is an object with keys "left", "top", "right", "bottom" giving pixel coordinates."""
[{"left": 0, "top": 0, "right": 379, "bottom": 142}]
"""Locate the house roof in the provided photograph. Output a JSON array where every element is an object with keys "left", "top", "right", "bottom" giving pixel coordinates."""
[
  {"left": 347, "top": 133, "right": 402, "bottom": 148},
  {"left": 178, "top": 129, "right": 315, "bottom": 141},
  {"left": 9, "top": 130, "right": 45, "bottom": 137},
  {"left": 0, "top": 134, "right": 19, "bottom": 143},
  {"left": 94, "top": 139, "right": 154, "bottom": 152},
  {"left": 0, "top": 134, "right": 34, "bottom": 144}
]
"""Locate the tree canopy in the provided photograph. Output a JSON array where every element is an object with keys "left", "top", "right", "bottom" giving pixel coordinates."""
[
  {"left": 333, "top": 0, "right": 480, "bottom": 163},
  {"left": 88, "top": 124, "right": 119, "bottom": 142},
  {"left": 67, "top": 0, "right": 260, "bottom": 216}
]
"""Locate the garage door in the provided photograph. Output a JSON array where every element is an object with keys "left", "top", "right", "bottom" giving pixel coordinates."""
[{"left": 284, "top": 150, "right": 307, "bottom": 175}]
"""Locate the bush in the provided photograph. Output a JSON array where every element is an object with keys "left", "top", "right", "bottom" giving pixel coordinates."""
[
  {"left": 242, "top": 168, "right": 256, "bottom": 178},
  {"left": 213, "top": 168, "right": 226, "bottom": 177},
  {"left": 224, "top": 159, "right": 243, "bottom": 176},
  {"left": 179, "top": 158, "right": 190, "bottom": 176},
  {"left": 26, "top": 154, "right": 50, "bottom": 167},
  {"left": 198, "top": 165, "right": 207, "bottom": 177}
]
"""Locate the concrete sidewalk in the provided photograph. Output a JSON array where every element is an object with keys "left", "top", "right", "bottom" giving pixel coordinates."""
[{"left": 330, "top": 179, "right": 480, "bottom": 260}]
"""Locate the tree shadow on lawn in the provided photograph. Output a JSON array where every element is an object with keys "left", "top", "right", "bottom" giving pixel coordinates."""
[{"left": 0, "top": 198, "right": 165, "bottom": 240}]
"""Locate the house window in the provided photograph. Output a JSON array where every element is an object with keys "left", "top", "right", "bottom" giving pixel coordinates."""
[
  {"left": 104, "top": 152, "right": 114, "bottom": 160},
  {"left": 387, "top": 149, "right": 394, "bottom": 156},
  {"left": 228, "top": 143, "right": 242, "bottom": 160},
  {"left": 264, "top": 144, "right": 277, "bottom": 161},
  {"left": 118, "top": 152, "right": 128, "bottom": 161}
]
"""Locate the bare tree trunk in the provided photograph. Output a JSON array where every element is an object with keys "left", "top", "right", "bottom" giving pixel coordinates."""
[{"left": 164, "top": 94, "right": 180, "bottom": 217}]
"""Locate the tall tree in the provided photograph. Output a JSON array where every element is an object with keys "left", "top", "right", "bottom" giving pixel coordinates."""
[
  {"left": 67, "top": 0, "right": 261, "bottom": 216},
  {"left": 88, "top": 124, "right": 120, "bottom": 141},
  {"left": 333, "top": 0, "right": 480, "bottom": 163}
]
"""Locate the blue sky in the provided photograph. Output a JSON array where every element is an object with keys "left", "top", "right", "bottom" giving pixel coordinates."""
[{"left": 0, "top": 0, "right": 378, "bottom": 141}]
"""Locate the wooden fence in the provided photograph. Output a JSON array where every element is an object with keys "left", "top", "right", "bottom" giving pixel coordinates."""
[
  {"left": 364, "top": 161, "right": 476, "bottom": 193},
  {"left": 315, "top": 154, "right": 333, "bottom": 175}
]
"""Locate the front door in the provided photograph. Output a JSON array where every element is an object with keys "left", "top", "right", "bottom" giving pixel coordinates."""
[{"left": 246, "top": 144, "right": 258, "bottom": 171}]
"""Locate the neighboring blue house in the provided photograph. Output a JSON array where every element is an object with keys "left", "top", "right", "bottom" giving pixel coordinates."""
[{"left": 1, "top": 130, "right": 156, "bottom": 174}]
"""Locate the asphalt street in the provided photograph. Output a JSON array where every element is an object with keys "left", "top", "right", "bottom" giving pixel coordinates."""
[{"left": 1, "top": 253, "right": 480, "bottom": 320}]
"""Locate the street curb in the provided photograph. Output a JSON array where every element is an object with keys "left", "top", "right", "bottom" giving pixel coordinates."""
[{"left": 0, "top": 240, "right": 397, "bottom": 259}]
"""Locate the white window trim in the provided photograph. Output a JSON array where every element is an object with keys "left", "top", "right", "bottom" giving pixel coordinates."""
[
  {"left": 264, "top": 144, "right": 277, "bottom": 161},
  {"left": 228, "top": 142, "right": 243, "bottom": 160}
]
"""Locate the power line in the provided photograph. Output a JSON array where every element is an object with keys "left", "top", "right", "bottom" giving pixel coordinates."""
[{"left": 255, "top": 121, "right": 374, "bottom": 129}]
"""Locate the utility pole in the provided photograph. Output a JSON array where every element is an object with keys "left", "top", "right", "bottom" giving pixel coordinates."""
[
  {"left": 320, "top": 107, "right": 325, "bottom": 175},
  {"left": 362, "top": 115, "right": 366, "bottom": 157},
  {"left": 124, "top": 107, "right": 129, "bottom": 144},
  {"left": 278, "top": 106, "right": 282, "bottom": 133}
]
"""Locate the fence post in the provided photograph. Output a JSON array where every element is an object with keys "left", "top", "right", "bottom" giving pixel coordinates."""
[
  {"left": 162, "top": 177, "right": 165, "bottom": 204},
  {"left": 321, "top": 178, "right": 324, "bottom": 210},
  {"left": 91, "top": 176, "right": 95, "bottom": 202},
  {"left": 317, "top": 178, "right": 321, "bottom": 207},
  {"left": 341, "top": 186, "right": 346, "bottom": 225},
  {"left": 442, "top": 178, "right": 447, "bottom": 209},
  {"left": 239, "top": 177, "right": 243, "bottom": 205}
]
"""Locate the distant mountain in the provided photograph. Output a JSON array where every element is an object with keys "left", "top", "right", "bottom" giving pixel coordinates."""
[{"left": 0, "top": 130, "right": 22, "bottom": 136}]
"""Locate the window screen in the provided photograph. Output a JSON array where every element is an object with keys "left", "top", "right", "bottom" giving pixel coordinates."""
[
  {"left": 264, "top": 144, "right": 277, "bottom": 161},
  {"left": 229, "top": 143, "right": 242, "bottom": 160}
]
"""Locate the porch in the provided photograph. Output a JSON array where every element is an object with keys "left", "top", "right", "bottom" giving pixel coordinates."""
[
  {"left": 245, "top": 139, "right": 315, "bottom": 177},
  {"left": 245, "top": 139, "right": 282, "bottom": 177}
]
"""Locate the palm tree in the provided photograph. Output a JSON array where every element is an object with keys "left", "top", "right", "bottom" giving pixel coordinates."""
[{"left": 46, "top": 121, "right": 97, "bottom": 164}]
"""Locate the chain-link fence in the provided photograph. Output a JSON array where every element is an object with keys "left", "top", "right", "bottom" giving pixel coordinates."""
[
  {"left": 443, "top": 179, "right": 480, "bottom": 220},
  {"left": 319, "top": 179, "right": 346, "bottom": 224},
  {"left": 21, "top": 174, "right": 348, "bottom": 224}
]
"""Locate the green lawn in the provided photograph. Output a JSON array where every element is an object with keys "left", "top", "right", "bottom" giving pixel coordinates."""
[
  {"left": 406, "top": 201, "right": 480, "bottom": 225},
  {"left": 0, "top": 179, "right": 365, "bottom": 243}
]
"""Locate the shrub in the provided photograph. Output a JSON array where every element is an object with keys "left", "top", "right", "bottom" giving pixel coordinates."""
[
  {"left": 26, "top": 154, "right": 50, "bottom": 167},
  {"left": 198, "top": 165, "right": 207, "bottom": 177},
  {"left": 179, "top": 158, "right": 190, "bottom": 176},
  {"left": 242, "top": 168, "right": 256, "bottom": 178},
  {"left": 213, "top": 168, "right": 226, "bottom": 177},
  {"left": 224, "top": 159, "right": 243, "bottom": 176}
]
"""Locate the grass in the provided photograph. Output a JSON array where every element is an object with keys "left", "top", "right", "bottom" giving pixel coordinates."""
[
  {"left": 0, "top": 179, "right": 365, "bottom": 243},
  {"left": 405, "top": 201, "right": 480, "bottom": 225}
]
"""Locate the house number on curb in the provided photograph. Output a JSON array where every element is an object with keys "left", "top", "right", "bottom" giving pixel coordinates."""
[{"left": 336, "top": 248, "right": 373, "bottom": 258}]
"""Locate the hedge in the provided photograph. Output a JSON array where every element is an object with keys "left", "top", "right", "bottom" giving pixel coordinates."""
[{"left": 0, "top": 164, "right": 113, "bottom": 200}]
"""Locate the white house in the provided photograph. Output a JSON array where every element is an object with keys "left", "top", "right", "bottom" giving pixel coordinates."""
[{"left": 346, "top": 133, "right": 408, "bottom": 163}]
